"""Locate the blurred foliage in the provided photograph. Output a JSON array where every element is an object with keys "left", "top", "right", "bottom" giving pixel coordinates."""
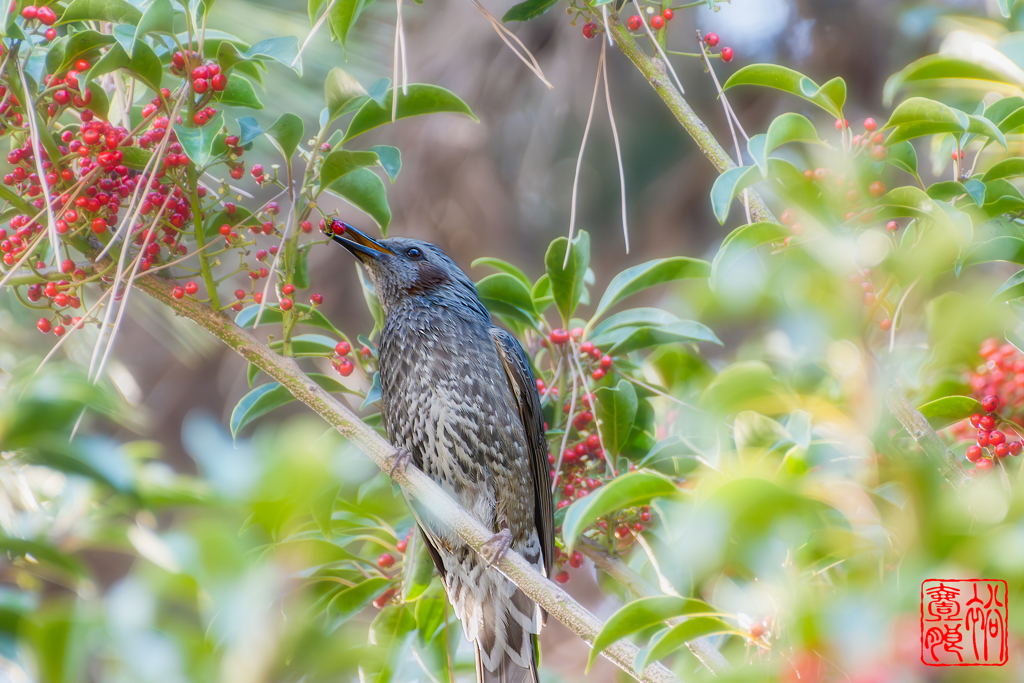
[{"left": 3, "top": 0, "right": 1024, "bottom": 682}]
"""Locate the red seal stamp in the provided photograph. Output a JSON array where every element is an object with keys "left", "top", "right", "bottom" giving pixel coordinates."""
[{"left": 921, "top": 579, "right": 1008, "bottom": 666}]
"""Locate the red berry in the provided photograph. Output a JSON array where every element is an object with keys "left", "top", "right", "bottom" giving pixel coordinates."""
[
  {"left": 193, "top": 78, "right": 209, "bottom": 94},
  {"left": 720, "top": 47, "right": 733, "bottom": 62},
  {"left": 280, "top": 298, "right": 293, "bottom": 311},
  {"left": 864, "top": 118, "right": 877, "bottom": 131},
  {"left": 869, "top": 181, "right": 885, "bottom": 198},
  {"left": 336, "top": 359, "right": 354, "bottom": 377},
  {"left": 1010, "top": 442, "right": 1022, "bottom": 456},
  {"left": 211, "top": 74, "right": 228, "bottom": 91},
  {"left": 550, "top": 328, "right": 570, "bottom": 345},
  {"left": 193, "top": 111, "right": 208, "bottom": 126},
  {"left": 705, "top": 32, "right": 719, "bottom": 46},
  {"left": 663, "top": 8, "right": 673, "bottom": 19},
  {"left": 966, "top": 445, "right": 983, "bottom": 462},
  {"left": 555, "top": 571, "right": 570, "bottom": 584},
  {"left": 871, "top": 145, "right": 887, "bottom": 161},
  {"left": 282, "top": 283, "right": 295, "bottom": 295},
  {"left": 995, "top": 443, "right": 1010, "bottom": 458},
  {"left": 886, "top": 220, "right": 898, "bottom": 232},
  {"left": 863, "top": 292, "right": 875, "bottom": 306},
  {"left": 976, "top": 458, "right": 994, "bottom": 473},
  {"left": 978, "top": 431, "right": 990, "bottom": 448},
  {"left": 627, "top": 15, "right": 642, "bottom": 31},
  {"left": 396, "top": 540, "right": 407, "bottom": 553},
  {"left": 91, "top": 218, "right": 106, "bottom": 233},
  {"left": 53, "top": 325, "right": 65, "bottom": 337},
  {"left": 650, "top": 15, "right": 664, "bottom": 29},
  {"left": 569, "top": 551, "right": 583, "bottom": 568},
  {"left": 592, "top": 368, "right": 606, "bottom": 380},
  {"left": 780, "top": 208, "right": 798, "bottom": 226},
  {"left": 880, "top": 318, "right": 891, "bottom": 331},
  {"left": 184, "top": 281, "right": 198, "bottom": 295},
  {"left": 37, "top": 6, "right": 56, "bottom": 24},
  {"left": 982, "top": 395, "right": 999, "bottom": 412},
  {"left": 979, "top": 415, "right": 996, "bottom": 431},
  {"left": 172, "top": 286, "right": 184, "bottom": 299},
  {"left": 969, "top": 413, "right": 982, "bottom": 428},
  {"left": 835, "top": 119, "right": 849, "bottom": 130},
  {"left": 234, "top": 289, "right": 245, "bottom": 300},
  {"left": 36, "top": 317, "right": 51, "bottom": 333},
  {"left": 600, "top": 355, "right": 613, "bottom": 369},
  {"left": 310, "top": 292, "right": 324, "bottom": 305},
  {"left": 582, "top": 21, "right": 596, "bottom": 39},
  {"left": 990, "top": 430, "right": 1006, "bottom": 446},
  {"left": 300, "top": 220, "right": 313, "bottom": 233},
  {"left": 640, "top": 511, "right": 651, "bottom": 522},
  {"left": 377, "top": 553, "right": 395, "bottom": 568},
  {"left": 45, "top": 27, "right": 56, "bottom": 39},
  {"left": 251, "top": 164, "right": 264, "bottom": 177},
  {"left": 336, "top": 341, "right": 351, "bottom": 356},
  {"left": 21, "top": 6, "right": 38, "bottom": 19}
]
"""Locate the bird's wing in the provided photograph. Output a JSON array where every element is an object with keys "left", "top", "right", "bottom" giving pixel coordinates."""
[{"left": 489, "top": 327, "right": 554, "bottom": 577}]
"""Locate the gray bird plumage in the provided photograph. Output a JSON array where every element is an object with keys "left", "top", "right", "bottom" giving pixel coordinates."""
[{"left": 330, "top": 225, "right": 554, "bottom": 683}]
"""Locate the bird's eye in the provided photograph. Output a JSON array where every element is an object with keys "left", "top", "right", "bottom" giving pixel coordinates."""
[{"left": 406, "top": 247, "right": 422, "bottom": 259}]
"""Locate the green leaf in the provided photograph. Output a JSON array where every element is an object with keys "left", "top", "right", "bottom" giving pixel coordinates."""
[
  {"left": 83, "top": 41, "right": 162, "bottom": 93},
  {"left": 172, "top": 112, "right": 225, "bottom": 167},
  {"left": 963, "top": 236, "right": 1024, "bottom": 267},
  {"left": 701, "top": 361, "right": 786, "bottom": 416},
  {"left": 746, "top": 134, "right": 767, "bottom": 175},
  {"left": 325, "top": 66, "right": 369, "bottom": 121},
  {"left": 599, "top": 321, "right": 722, "bottom": 355},
  {"left": 49, "top": 30, "right": 114, "bottom": 76},
  {"left": 588, "top": 597, "right": 718, "bottom": 670},
  {"left": 994, "top": 268, "right": 1024, "bottom": 302},
  {"left": 963, "top": 178, "right": 987, "bottom": 206},
  {"left": 295, "top": 247, "right": 311, "bottom": 290},
  {"left": 592, "top": 258, "right": 709, "bottom": 321},
  {"left": 58, "top": 0, "right": 143, "bottom": 25},
  {"left": 319, "top": 150, "right": 380, "bottom": 189},
  {"left": 356, "top": 266, "right": 386, "bottom": 330},
  {"left": 594, "top": 380, "right": 637, "bottom": 457},
  {"left": 326, "top": 168, "right": 391, "bottom": 231},
  {"left": 215, "top": 75, "right": 264, "bottom": 109},
  {"left": 882, "top": 55, "right": 1019, "bottom": 106},
  {"left": 502, "top": 0, "right": 559, "bottom": 22},
  {"left": 401, "top": 536, "right": 436, "bottom": 602},
  {"left": 589, "top": 308, "right": 680, "bottom": 342},
  {"left": 230, "top": 374, "right": 354, "bottom": 435},
  {"left": 246, "top": 36, "right": 301, "bottom": 75},
  {"left": 476, "top": 273, "right": 539, "bottom": 327},
  {"left": 884, "top": 97, "right": 968, "bottom": 131},
  {"left": 545, "top": 231, "right": 591, "bottom": 323},
  {"left": 132, "top": 0, "right": 174, "bottom": 55},
  {"left": 710, "top": 166, "right": 756, "bottom": 224},
  {"left": 562, "top": 471, "right": 678, "bottom": 552},
  {"left": 312, "top": 485, "right": 340, "bottom": 539},
  {"left": 885, "top": 140, "right": 919, "bottom": 178},
  {"left": 343, "top": 85, "right": 477, "bottom": 142},
  {"left": 875, "top": 186, "right": 971, "bottom": 245},
  {"left": 237, "top": 116, "right": 264, "bottom": 145},
  {"left": 967, "top": 114, "right": 1007, "bottom": 148},
  {"left": 235, "top": 303, "right": 344, "bottom": 336},
  {"left": 0, "top": 537, "right": 85, "bottom": 576},
  {"left": 765, "top": 112, "right": 825, "bottom": 155},
  {"left": 710, "top": 221, "right": 791, "bottom": 290},
  {"left": 473, "top": 257, "right": 531, "bottom": 286},
  {"left": 982, "top": 158, "right": 1024, "bottom": 182},
  {"left": 917, "top": 396, "right": 985, "bottom": 430},
  {"left": 327, "top": 577, "right": 394, "bottom": 630},
  {"left": 637, "top": 617, "right": 737, "bottom": 672},
  {"left": 267, "top": 334, "right": 347, "bottom": 357},
  {"left": 370, "top": 145, "right": 402, "bottom": 183},
  {"left": 723, "top": 65, "right": 844, "bottom": 119},
  {"left": 328, "top": 0, "right": 370, "bottom": 51},
  {"left": 266, "top": 113, "right": 304, "bottom": 160}
]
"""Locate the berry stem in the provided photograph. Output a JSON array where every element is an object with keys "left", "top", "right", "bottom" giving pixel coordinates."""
[{"left": 186, "top": 162, "right": 221, "bottom": 310}]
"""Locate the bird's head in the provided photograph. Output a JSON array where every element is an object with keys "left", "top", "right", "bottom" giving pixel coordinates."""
[{"left": 326, "top": 220, "right": 479, "bottom": 312}]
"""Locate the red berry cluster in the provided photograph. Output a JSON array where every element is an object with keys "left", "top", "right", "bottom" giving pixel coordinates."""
[
  {"left": 969, "top": 340, "right": 1024, "bottom": 422},
  {"left": 547, "top": 503, "right": 652, "bottom": 584},
  {"left": 703, "top": 33, "right": 733, "bottom": 61},
  {"left": 19, "top": 5, "right": 58, "bottom": 40},
  {"left": 547, "top": 327, "right": 614, "bottom": 381},
  {"left": 28, "top": 274, "right": 84, "bottom": 336},
  {"left": 371, "top": 527, "right": 414, "bottom": 608},
  {"left": 170, "top": 51, "right": 224, "bottom": 126},
  {"left": 624, "top": 9, "right": 673, "bottom": 33},
  {"left": 963, "top": 395, "right": 1021, "bottom": 474},
  {"left": 332, "top": 340, "right": 354, "bottom": 377}
]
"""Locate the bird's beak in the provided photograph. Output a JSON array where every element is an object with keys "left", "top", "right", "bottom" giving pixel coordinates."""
[{"left": 326, "top": 221, "right": 394, "bottom": 261}]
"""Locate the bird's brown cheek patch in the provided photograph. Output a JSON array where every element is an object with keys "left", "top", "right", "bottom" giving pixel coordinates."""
[{"left": 407, "top": 262, "right": 449, "bottom": 293}]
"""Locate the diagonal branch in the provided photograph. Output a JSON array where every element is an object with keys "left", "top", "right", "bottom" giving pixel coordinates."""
[{"left": 129, "top": 272, "right": 685, "bottom": 683}]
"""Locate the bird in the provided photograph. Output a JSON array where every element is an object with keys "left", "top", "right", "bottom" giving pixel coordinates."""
[{"left": 327, "top": 221, "right": 554, "bottom": 683}]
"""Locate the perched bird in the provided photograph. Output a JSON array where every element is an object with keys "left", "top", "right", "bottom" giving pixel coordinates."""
[{"left": 328, "top": 222, "right": 554, "bottom": 683}]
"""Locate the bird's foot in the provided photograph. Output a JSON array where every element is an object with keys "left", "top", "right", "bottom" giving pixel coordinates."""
[
  {"left": 479, "top": 528, "right": 512, "bottom": 567},
  {"left": 389, "top": 448, "right": 413, "bottom": 478}
]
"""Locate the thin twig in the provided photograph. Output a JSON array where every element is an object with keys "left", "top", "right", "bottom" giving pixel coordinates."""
[
  {"left": 564, "top": 45, "right": 604, "bottom": 268},
  {"left": 553, "top": 350, "right": 579, "bottom": 495},
  {"left": 293, "top": 0, "right": 337, "bottom": 68},
  {"left": 631, "top": 0, "right": 685, "bottom": 97},
  {"left": 468, "top": 0, "right": 553, "bottom": 89},
  {"left": 16, "top": 59, "right": 60, "bottom": 262},
  {"left": 601, "top": 41, "right": 629, "bottom": 253}
]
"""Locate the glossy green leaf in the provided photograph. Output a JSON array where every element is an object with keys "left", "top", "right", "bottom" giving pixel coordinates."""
[
  {"left": 637, "top": 617, "right": 737, "bottom": 672},
  {"left": 502, "top": 0, "right": 559, "bottom": 22},
  {"left": 343, "top": 85, "right": 477, "bottom": 142},
  {"left": 172, "top": 112, "right": 225, "bottom": 167},
  {"left": 601, "top": 321, "right": 722, "bottom": 355},
  {"left": 319, "top": 150, "right": 380, "bottom": 189},
  {"left": 59, "top": 0, "right": 143, "bottom": 25},
  {"left": 917, "top": 396, "right": 985, "bottom": 430},
  {"left": 711, "top": 221, "right": 791, "bottom": 289},
  {"left": 884, "top": 97, "right": 968, "bottom": 131},
  {"left": 982, "top": 158, "right": 1024, "bottom": 182},
  {"left": 231, "top": 373, "right": 355, "bottom": 436},
  {"left": 326, "top": 168, "right": 391, "bottom": 231},
  {"left": 882, "top": 55, "right": 1018, "bottom": 106},
  {"left": 472, "top": 257, "right": 531, "bottom": 287},
  {"left": 246, "top": 37, "right": 301, "bottom": 75},
  {"left": 545, "top": 231, "right": 591, "bottom": 323},
  {"left": 401, "top": 536, "right": 436, "bottom": 602},
  {"left": 701, "top": 361, "right": 787, "bottom": 416},
  {"left": 235, "top": 303, "right": 344, "bottom": 336},
  {"left": 267, "top": 334, "right": 352, "bottom": 358},
  {"left": 709, "top": 165, "right": 757, "bottom": 224},
  {"left": 589, "top": 308, "right": 680, "bottom": 342},
  {"left": 747, "top": 134, "right": 768, "bottom": 175},
  {"left": 329, "top": 0, "right": 371, "bottom": 51},
  {"left": 370, "top": 145, "right": 402, "bottom": 183},
  {"left": 312, "top": 485, "right": 340, "bottom": 539},
  {"left": 266, "top": 113, "right": 304, "bottom": 161},
  {"left": 885, "top": 140, "right": 919, "bottom": 178},
  {"left": 588, "top": 596, "right": 719, "bottom": 669},
  {"left": 967, "top": 114, "right": 1007, "bottom": 148},
  {"left": 875, "top": 186, "right": 970, "bottom": 244},
  {"left": 963, "top": 177, "right": 987, "bottom": 206},
  {"left": 476, "top": 273, "right": 539, "bottom": 327},
  {"left": 325, "top": 66, "right": 369, "bottom": 121},
  {"left": 765, "top": 112, "right": 825, "bottom": 154},
  {"left": 327, "top": 577, "right": 394, "bottom": 630},
  {"left": 83, "top": 41, "right": 162, "bottom": 92},
  {"left": 594, "top": 380, "right": 637, "bottom": 457},
  {"left": 562, "top": 471, "right": 678, "bottom": 552},
  {"left": 926, "top": 181, "right": 967, "bottom": 202},
  {"left": 963, "top": 236, "right": 1024, "bottom": 267},
  {"left": 132, "top": 0, "right": 174, "bottom": 55},
  {"left": 215, "top": 75, "right": 264, "bottom": 109},
  {"left": 723, "top": 65, "right": 844, "bottom": 118},
  {"left": 994, "top": 268, "right": 1024, "bottom": 302},
  {"left": 237, "top": 116, "right": 264, "bottom": 145},
  {"left": 49, "top": 30, "right": 113, "bottom": 76},
  {"left": 593, "top": 257, "right": 710, "bottom": 321}
]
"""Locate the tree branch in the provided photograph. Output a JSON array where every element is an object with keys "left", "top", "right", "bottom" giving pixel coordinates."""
[
  {"left": 607, "top": 19, "right": 776, "bottom": 224},
  {"left": 130, "top": 273, "right": 685, "bottom": 683},
  {"left": 885, "top": 384, "right": 969, "bottom": 488},
  {"left": 580, "top": 540, "right": 730, "bottom": 676}
]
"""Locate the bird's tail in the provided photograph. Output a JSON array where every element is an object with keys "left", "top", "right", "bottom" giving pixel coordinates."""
[{"left": 445, "top": 550, "right": 541, "bottom": 683}]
